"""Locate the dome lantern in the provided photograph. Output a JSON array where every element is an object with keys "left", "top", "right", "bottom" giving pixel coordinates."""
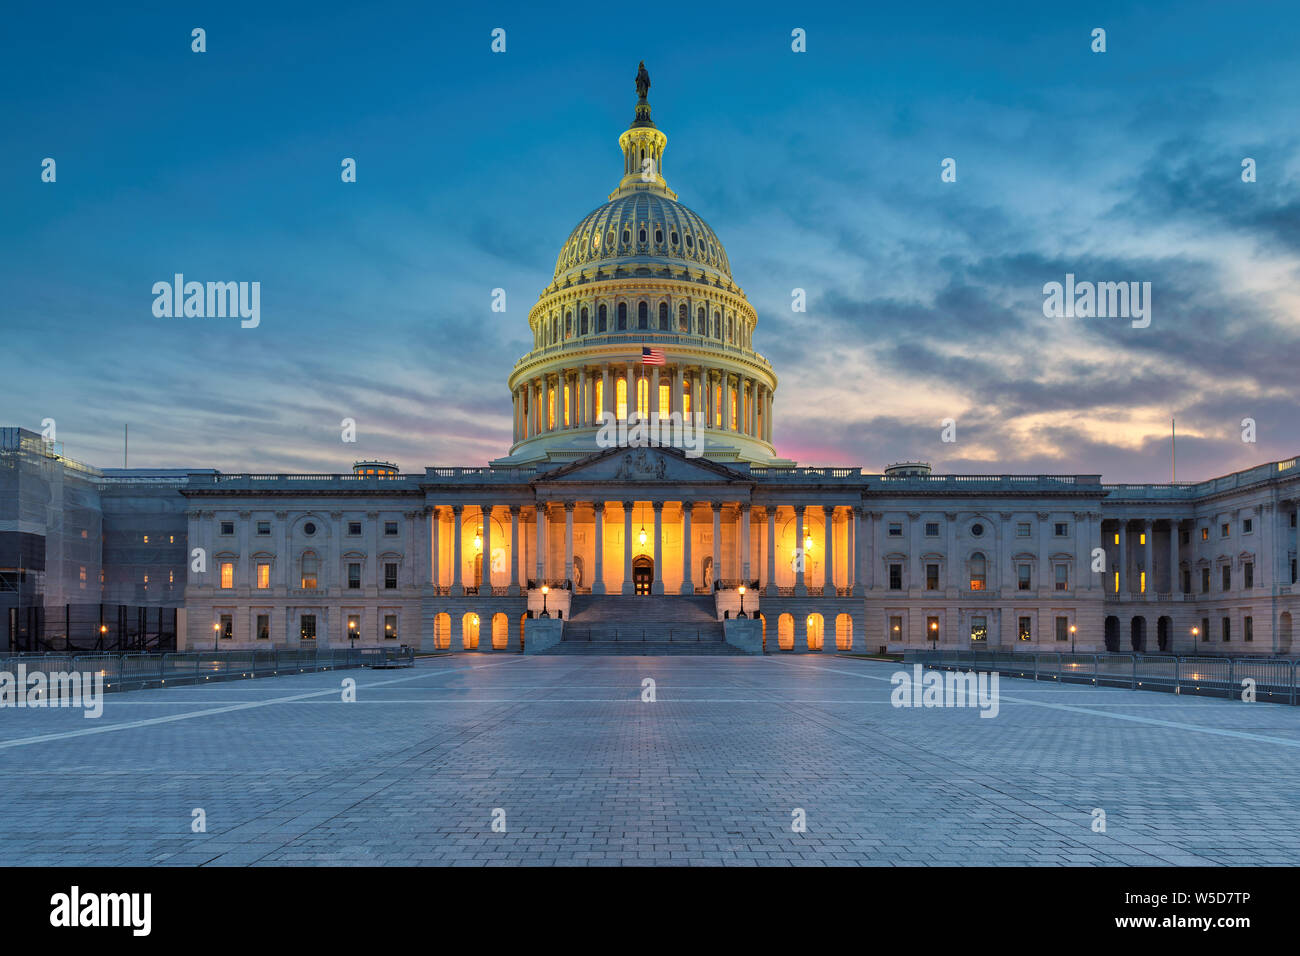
[{"left": 611, "top": 61, "right": 675, "bottom": 201}]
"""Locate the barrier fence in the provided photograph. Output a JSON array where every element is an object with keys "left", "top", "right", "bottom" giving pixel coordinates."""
[
  {"left": 0, "top": 646, "right": 415, "bottom": 694},
  {"left": 904, "top": 649, "right": 1298, "bottom": 705}
]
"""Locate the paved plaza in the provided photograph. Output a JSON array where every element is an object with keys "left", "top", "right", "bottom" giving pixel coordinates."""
[{"left": 1, "top": 654, "right": 1298, "bottom": 866}]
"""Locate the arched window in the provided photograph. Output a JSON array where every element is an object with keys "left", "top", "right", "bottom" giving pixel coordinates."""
[
  {"left": 617, "top": 302, "right": 627, "bottom": 329},
  {"left": 565, "top": 311, "right": 572, "bottom": 338},
  {"left": 638, "top": 301, "right": 648, "bottom": 329},
  {"left": 598, "top": 304, "right": 607, "bottom": 332},
  {"left": 580, "top": 307, "right": 589, "bottom": 335},
  {"left": 969, "top": 553, "right": 987, "bottom": 591},
  {"left": 697, "top": 307, "right": 705, "bottom": 335},
  {"left": 622, "top": 228, "right": 630, "bottom": 245},
  {"left": 714, "top": 311, "right": 722, "bottom": 339},
  {"left": 678, "top": 304, "right": 688, "bottom": 331},
  {"left": 551, "top": 316, "right": 558, "bottom": 342},
  {"left": 658, "top": 302, "right": 669, "bottom": 330},
  {"left": 638, "top": 227, "right": 647, "bottom": 243},
  {"left": 654, "top": 228, "right": 664, "bottom": 244}
]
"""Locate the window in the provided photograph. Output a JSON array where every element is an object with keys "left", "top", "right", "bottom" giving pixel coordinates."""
[
  {"left": 304, "top": 522, "right": 317, "bottom": 536},
  {"left": 1055, "top": 617, "right": 1069, "bottom": 642},
  {"left": 220, "top": 562, "right": 234, "bottom": 589},
  {"left": 1222, "top": 616, "right": 1231, "bottom": 642},
  {"left": 638, "top": 228, "right": 647, "bottom": 243},
  {"left": 256, "top": 562, "right": 270, "bottom": 589},
  {"left": 142, "top": 534, "right": 149, "bottom": 543},
  {"left": 300, "top": 615, "right": 317, "bottom": 641},
  {"left": 888, "top": 523, "right": 902, "bottom": 537},
  {"left": 598, "top": 304, "right": 608, "bottom": 332},
  {"left": 658, "top": 302, "right": 669, "bottom": 329},
  {"left": 1019, "top": 616, "right": 1032, "bottom": 641},
  {"left": 348, "top": 563, "right": 361, "bottom": 589},
  {"left": 301, "top": 552, "right": 319, "bottom": 589},
  {"left": 256, "top": 520, "right": 270, "bottom": 536},
  {"left": 256, "top": 614, "right": 269, "bottom": 641},
  {"left": 1054, "top": 522, "right": 1068, "bottom": 537},
  {"left": 220, "top": 520, "right": 234, "bottom": 536},
  {"left": 1243, "top": 518, "right": 1253, "bottom": 534},
  {"left": 348, "top": 521, "right": 362, "bottom": 536},
  {"left": 926, "top": 564, "right": 939, "bottom": 590},
  {"left": 1245, "top": 616, "right": 1253, "bottom": 642},
  {"left": 1182, "top": 569, "right": 1190, "bottom": 593},
  {"left": 926, "top": 616, "right": 940, "bottom": 642},
  {"left": 1017, "top": 564, "right": 1031, "bottom": 591},
  {"left": 678, "top": 303, "right": 688, "bottom": 331},
  {"left": 969, "top": 616, "right": 987, "bottom": 643},
  {"left": 696, "top": 307, "right": 705, "bottom": 335},
  {"left": 889, "top": 615, "right": 903, "bottom": 641},
  {"left": 1181, "top": 530, "right": 1189, "bottom": 544},
  {"left": 347, "top": 614, "right": 361, "bottom": 641},
  {"left": 1244, "top": 562, "right": 1253, "bottom": 589},
  {"left": 889, "top": 564, "right": 902, "bottom": 590},
  {"left": 385, "top": 562, "right": 398, "bottom": 589},
  {"left": 1201, "top": 567, "right": 1210, "bottom": 593},
  {"left": 970, "top": 522, "right": 984, "bottom": 537},
  {"left": 220, "top": 614, "right": 233, "bottom": 640},
  {"left": 617, "top": 302, "right": 627, "bottom": 329},
  {"left": 1222, "top": 566, "right": 1231, "bottom": 591},
  {"left": 1201, "top": 617, "right": 1210, "bottom": 642},
  {"left": 638, "top": 301, "right": 648, "bottom": 329},
  {"left": 924, "top": 522, "right": 939, "bottom": 537},
  {"left": 384, "top": 521, "right": 399, "bottom": 536},
  {"left": 1220, "top": 523, "right": 1230, "bottom": 538},
  {"left": 1016, "top": 522, "right": 1031, "bottom": 537},
  {"left": 1055, "top": 564, "right": 1069, "bottom": 591},
  {"left": 384, "top": 614, "right": 398, "bottom": 641},
  {"left": 580, "top": 307, "right": 589, "bottom": 335},
  {"left": 969, "top": 553, "right": 986, "bottom": 591},
  {"left": 1201, "top": 527, "right": 1208, "bottom": 541}
]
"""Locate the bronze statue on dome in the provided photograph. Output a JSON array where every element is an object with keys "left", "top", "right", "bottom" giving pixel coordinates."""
[{"left": 635, "top": 61, "right": 650, "bottom": 100}]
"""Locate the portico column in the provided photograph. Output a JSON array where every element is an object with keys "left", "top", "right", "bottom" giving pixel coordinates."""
[
  {"left": 711, "top": 502, "right": 722, "bottom": 590},
  {"left": 535, "top": 505, "right": 546, "bottom": 583},
  {"left": 652, "top": 502, "right": 664, "bottom": 594},
  {"left": 1169, "top": 519, "right": 1180, "bottom": 594},
  {"left": 1117, "top": 521, "right": 1127, "bottom": 599},
  {"left": 480, "top": 506, "right": 492, "bottom": 591},
  {"left": 592, "top": 503, "right": 606, "bottom": 594},
  {"left": 601, "top": 364, "right": 612, "bottom": 422},
  {"left": 564, "top": 503, "right": 575, "bottom": 586},
  {"left": 622, "top": 501, "right": 634, "bottom": 594},
  {"left": 1143, "top": 520, "right": 1154, "bottom": 599},
  {"left": 848, "top": 507, "right": 858, "bottom": 594},
  {"left": 823, "top": 506, "right": 834, "bottom": 596},
  {"left": 765, "top": 507, "right": 777, "bottom": 595},
  {"left": 451, "top": 505, "right": 464, "bottom": 595},
  {"left": 431, "top": 507, "right": 441, "bottom": 588},
  {"left": 671, "top": 366, "right": 682, "bottom": 420},
  {"left": 651, "top": 366, "right": 661, "bottom": 423},
  {"left": 794, "top": 505, "right": 807, "bottom": 596},
  {"left": 626, "top": 362, "right": 635, "bottom": 420},
  {"left": 542, "top": 376, "right": 552, "bottom": 432},
  {"left": 681, "top": 502, "right": 694, "bottom": 594},
  {"left": 741, "top": 505, "right": 751, "bottom": 583},
  {"left": 509, "top": 506, "right": 521, "bottom": 595}
]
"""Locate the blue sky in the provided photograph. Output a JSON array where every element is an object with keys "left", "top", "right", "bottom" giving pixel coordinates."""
[{"left": 3, "top": 1, "right": 1298, "bottom": 481}]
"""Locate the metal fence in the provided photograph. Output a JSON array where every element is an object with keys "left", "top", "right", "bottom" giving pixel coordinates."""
[
  {"left": 904, "top": 649, "right": 1298, "bottom": 705},
  {"left": 0, "top": 645, "right": 415, "bottom": 695},
  {"left": 562, "top": 627, "right": 723, "bottom": 643}
]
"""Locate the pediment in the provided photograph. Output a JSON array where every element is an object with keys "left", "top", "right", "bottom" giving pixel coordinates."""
[{"left": 535, "top": 446, "right": 751, "bottom": 486}]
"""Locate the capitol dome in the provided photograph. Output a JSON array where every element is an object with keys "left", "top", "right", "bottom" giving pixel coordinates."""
[{"left": 496, "top": 62, "right": 791, "bottom": 469}]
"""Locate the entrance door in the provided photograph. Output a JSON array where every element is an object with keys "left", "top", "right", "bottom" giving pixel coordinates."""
[{"left": 632, "top": 557, "right": 654, "bottom": 595}]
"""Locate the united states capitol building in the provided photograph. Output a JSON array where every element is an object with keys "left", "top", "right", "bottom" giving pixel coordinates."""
[{"left": 4, "top": 67, "right": 1299, "bottom": 657}]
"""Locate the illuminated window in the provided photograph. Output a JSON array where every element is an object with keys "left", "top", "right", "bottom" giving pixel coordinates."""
[
  {"left": 1019, "top": 617, "right": 1032, "bottom": 641},
  {"left": 1055, "top": 564, "right": 1069, "bottom": 591},
  {"left": 969, "top": 616, "right": 987, "bottom": 642},
  {"left": 637, "top": 375, "right": 648, "bottom": 416},
  {"left": 143, "top": 534, "right": 149, "bottom": 543},
  {"left": 1201, "top": 527, "right": 1208, "bottom": 541},
  {"left": 1114, "top": 571, "right": 1120, "bottom": 592},
  {"left": 714, "top": 384, "right": 722, "bottom": 427},
  {"left": 547, "top": 389, "right": 556, "bottom": 429},
  {"left": 729, "top": 387, "right": 738, "bottom": 429},
  {"left": 595, "top": 378, "right": 604, "bottom": 417},
  {"left": 1113, "top": 532, "right": 1120, "bottom": 545},
  {"left": 683, "top": 379, "right": 691, "bottom": 417},
  {"left": 257, "top": 615, "right": 269, "bottom": 641},
  {"left": 257, "top": 562, "right": 270, "bottom": 589},
  {"left": 1140, "top": 570, "right": 1146, "bottom": 593},
  {"left": 384, "top": 614, "right": 398, "bottom": 640},
  {"left": 969, "top": 553, "right": 986, "bottom": 590},
  {"left": 658, "top": 383, "right": 669, "bottom": 415},
  {"left": 1017, "top": 564, "right": 1031, "bottom": 590},
  {"left": 300, "top": 615, "right": 317, "bottom": 641},
  {"left": 616, "top": 376, "right": 628, "bottom": 419},
  {"left": 563, "top": 384, "right": 571, "bottom": 426},
  {"left": 301, "top": 552, "right": 318, "bottom": 589},
  {"left": 169, "top": 570, "right": 174, "bottom": 584},
  {"left": 220, "top": 614, "right": 233, "bottom": 640},
  {"left": 220, "top": 562, "right": 234, "bottom": 589}
]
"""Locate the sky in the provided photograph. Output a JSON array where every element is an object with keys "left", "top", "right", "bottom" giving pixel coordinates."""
[{"left": 3, "top": 0, "right": 1298, "bottom": 482}]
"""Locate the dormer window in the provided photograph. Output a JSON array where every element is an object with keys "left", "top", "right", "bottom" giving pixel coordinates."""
[
  {"left": 639, "top": 228, "right": 647, "bottom": 243},
  {"left": 622, "top": 229, "right": 630, "bottom": 244},
  {"left": 670, "top": 231, "right": 678, "bottom": 245},
  {"left": 655, "top": 228, "right": 663, "bottom": 243}
]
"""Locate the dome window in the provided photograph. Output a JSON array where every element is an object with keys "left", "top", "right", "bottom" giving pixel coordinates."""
[
  {"left": 685, "top": 234, "right": 694, "bottom": 249},
  {"left": 637, "top": 301, "right": 648, "bottom": 329},
  {"left": 639, "top": 228, "right": 647, "bottom": 243},
  {"left": 678, "top": 304, "right": 688, "bottom": 331},
  {"left": 617, "top": 302, "right": 628, "bottom": 330},
  {"left": 697, "top": 307, "right": 705, "bottom": 335},
  {"left": 592, "top": 233, "right": 601, "bottom": 250},
  {"left": 658, "top": 302, "right": 669, "bottom": 330},
  {"left": 580, "top": 307, "right": 589, "bottom": 335},
  {"left": 655, "top": 228, "right": 664, "bottom": 244},
  {"left": 622, "top": 229, "right": 630, "bottom": 244},
  {"left": 598, "top": 304, "right": 607, "bottom": 332},
  {"left": 670, "top": 231, "right": 679, "bottom": 246}
]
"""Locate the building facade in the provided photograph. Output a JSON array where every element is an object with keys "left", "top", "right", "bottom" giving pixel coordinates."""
[{"left": 5, "top": 67, "right": 1299, "bottom": 656}]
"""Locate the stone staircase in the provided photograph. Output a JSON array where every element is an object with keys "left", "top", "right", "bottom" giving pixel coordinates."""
[{"left": 544, "top": 595, "right": 744, "bottom": 655}]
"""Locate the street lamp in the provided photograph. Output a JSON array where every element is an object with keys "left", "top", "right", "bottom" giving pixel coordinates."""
[
  {"left": 1070, "top": 623, "right": 1077, "bottom": 654},
  {"left": 213, "top": 621, "right": 220, "bottom": 652},
  {"left": 738, "top": 585, "right": 746, "bottom": 618},
  {"left": 929, "top": 619, "right": 938, "bottom": 650},
  {"left": 1191, "top": 625, "right": 1200, "bottom": 646},
  {"left": 541, "top": 584, "right": 550, "bottom": 618},
  {"left": 348, "top": 619, "right": 358, "bottom": 648}
]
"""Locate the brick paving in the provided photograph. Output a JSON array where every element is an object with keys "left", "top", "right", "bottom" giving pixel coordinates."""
[{"left": 0, "top": 654, "right": 1297, "bottom": 865}]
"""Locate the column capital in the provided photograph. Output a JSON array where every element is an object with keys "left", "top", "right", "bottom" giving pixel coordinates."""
[
  {"left": 621, "top": 500, "right": 636, "bottom": 510},
  {"left": 681, "top": 500, "right": 695, "bottom": 512},
  {"left": 592, "top": 501, "right": 605, "bottom": 514},
  {"left": 508, "top": 504, "right": 520, "bottom": 515},
  {"left": 563, "top": 501, "right": 574, "bottom": 513},
  {"left": 451, "top": 504, "right": 463, "bottom": 514},
  {"left": 652, "top": 500, "right": 664, "bottom": 512}
]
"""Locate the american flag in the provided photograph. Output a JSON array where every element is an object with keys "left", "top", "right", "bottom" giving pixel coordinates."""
[{"left": 641, "top": 346, "right": 665, "bottom": 366}]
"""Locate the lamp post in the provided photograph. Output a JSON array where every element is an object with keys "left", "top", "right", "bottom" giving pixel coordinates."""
[
  {"left": 348, "top": 619, "right": 358, "bottom": 649},
  {"left": 738, "top": 585, "right": 746, "bottom": 618},
  {"left": 1191, "top": 625, "right": 1199, "bottom": 648},
  {"left": 1070, "top": 623, "right": 1077, "bottom": 654},
  {"left": 541, "top": 584, "right": 549, "bottom": 618},
  {"left": 212, "top": 621, "right": 220, "bottom": 652},
  {"left": 929, "top": 619, "right": 938, "bottom": 651}
]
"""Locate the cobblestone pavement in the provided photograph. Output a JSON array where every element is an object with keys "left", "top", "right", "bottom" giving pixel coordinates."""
[{"left": 1, "top": 654, "right": 1297, "bottom": 866}]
